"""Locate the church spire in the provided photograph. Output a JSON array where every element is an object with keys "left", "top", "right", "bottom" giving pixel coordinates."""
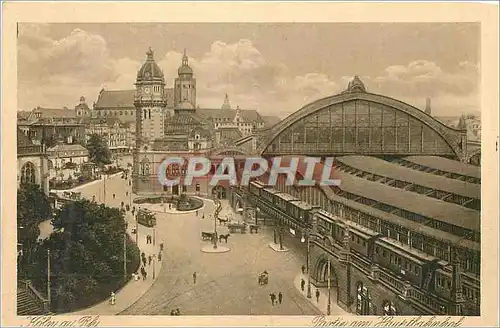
[
  {"left": 182, "top": 48, "right": 188, "bottom": 66},
  {"left": 221, "top": 94, "right": 232, "bottom": 110}
]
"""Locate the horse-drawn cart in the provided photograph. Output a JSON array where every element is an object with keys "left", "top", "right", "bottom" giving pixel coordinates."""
[
  {"left": 258, "top": 271, "right": 269, "bottom": 285},
  {"left": 228, "top": 222, "right": 247, "bottom": 234},
  {"left": 201, "top": 231, "right": 216, "bottom": 241}
]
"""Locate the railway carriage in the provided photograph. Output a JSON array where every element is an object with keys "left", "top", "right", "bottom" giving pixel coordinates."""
[{"left": 373, "top": 237, "right": 440, "bottom": 288}]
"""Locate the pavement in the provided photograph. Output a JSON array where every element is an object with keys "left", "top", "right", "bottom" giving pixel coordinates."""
[
  {"left": 56, "top": 170, "right": 349, "bottom": 315},
  {"left": 64, "top": 174, "right": 164, "bottom": 315}
]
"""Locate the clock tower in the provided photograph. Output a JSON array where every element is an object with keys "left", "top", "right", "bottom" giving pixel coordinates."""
[{"left": 134, "top": 47, "right": 167, "bottom": 150}]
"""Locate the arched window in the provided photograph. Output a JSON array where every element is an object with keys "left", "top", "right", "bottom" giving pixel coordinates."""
[
  {"left": 382, "top": 300, "right": 398, "bottom": 315},
  {"left": 140, "top": 157, "right": 150, "bottom": 176},
  {"left": 356, "top": 282, "right": 372, "bottom": 315},
  {"left": 144, "top": 110, "right": 147, "bottom": 119},
  {"left": 20, "top": 162, "right": 36, "bottom": 184},
  {"left": 148, "top": 109, "right": 151, "bottom": 119}
]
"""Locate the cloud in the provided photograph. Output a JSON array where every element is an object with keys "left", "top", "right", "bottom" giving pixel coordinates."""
[
  {"left": 369, "top": 60, "right": 480, "bottom": 115},
  {"left": 17, "top": 27, "right": 478, "bottom": 118},
  {"left": 18, "top": 31, "right": 339, "bottom": 116}
]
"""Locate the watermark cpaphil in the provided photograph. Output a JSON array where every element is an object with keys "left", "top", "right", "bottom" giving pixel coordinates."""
[{"left": 157, "top": 155, "right": 341, "bottom": 187}]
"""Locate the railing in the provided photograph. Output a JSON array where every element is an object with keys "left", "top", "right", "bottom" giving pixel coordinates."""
[
  {"left": 378, "top": 269, "right": 405, "bottom": 294},
  {"left": 18, "top": 145, "right": 43, "bottom": 156},
  {"left": 19, "top": 280, "right": 49, "bottom": 314},
  {"left": 407, "top": 287, "right": 446, "bottom": 314},
  {"left": 350, "top": 253, "right": 371, "bottom": 274}
]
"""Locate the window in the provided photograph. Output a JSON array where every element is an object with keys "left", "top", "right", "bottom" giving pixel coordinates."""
[
  {"left": 140, "top": 157, "right": 150, "bottom": 176},
  {"left": 20, "top": 162, "right": 36, "bottom": 184},
  {"left": 356, "top": 282, "right": 372, "bottom": 315},
  {"left": 382, "top": 300, "right": 397, "bottom": 315}
]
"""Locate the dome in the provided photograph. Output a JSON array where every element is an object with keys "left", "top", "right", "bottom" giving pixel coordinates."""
[
  {"left": 178, "top": 65, "right": 193, "bottom": 75},
  {"left": 176, "top": 100, "right": 195, "bottom": 111},
  {"left": 137, "top": 48, "right": 164, "bottom": 81},
  {"left": 177, "top": 49, "right": 193, "bottom": 76}
]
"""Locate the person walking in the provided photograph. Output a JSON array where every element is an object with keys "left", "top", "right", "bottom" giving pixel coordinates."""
[
  {"left": 160, "top": 243, "right": 164, "bottom": 251},
  {"left": 110, "top": 292, "right": 116, "bottom": 305},
  {"left": 142, "top": 256, "right": 147, "bottom": 267},
  {"left": 301, "top": 265, "right": 306, "bottom": 274},
  {"left": 315, "top": 289, "right": 320, "bottom": 303},
  {"left": 113, "top": 193, "right": 116, "bottom": 199},
  {"left": 301, "top": 278, "right": 305, "bottom": 291},
  {"left": 158, "top": 251, "right": 162, "bottom": 262},
  {"left": 271, "top": 293, "right": 277, "bottom": 305},
  {"left": 278, "top": 292, "right": 283, "bottom": 304},
  {"left": 193, "top": 272, "right": 197, "bottom": 284},
  {"left": 148, "top": 255, "right": 152, "bottom": 266}
]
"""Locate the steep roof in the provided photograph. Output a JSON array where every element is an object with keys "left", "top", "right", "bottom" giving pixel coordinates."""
[
  {"left": 404, "top": 156, "right": 481, "bottom": 180},
  {"left": 47, "top": 144, "right": 88, "bottom": 153},
  {"left": 95, "top": 89, "right": 175, "bottom": 109},
  {"left": 198, "top": 108, "right": 264, "bottom": 123},
  {"left": 262, "top": 115, "right": 281, "bottom": 128},
  {"left": 29, "top": 107, "right": 77, "bottom": 119}
]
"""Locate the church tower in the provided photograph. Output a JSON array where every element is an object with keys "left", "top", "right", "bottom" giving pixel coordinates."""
[
  {"left": 174, "top": 49, "right": 196, "bottom": 108},
  {"left": 134, "top": 47, "right": 167, "bottom": 150}
]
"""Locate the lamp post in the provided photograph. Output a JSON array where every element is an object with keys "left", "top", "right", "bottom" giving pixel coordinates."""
[
  {"left": 302, "top": 228, "right": 312, "bottom": 298},
  {"left": 152, "top": 254, "right": 156, "bottom": 279},
  {"left": 213, "top": 200, "right": 218, "bottom": 250},
  {"left": 279, "top": 225, "right": 284, "bottom": 250},
  {"left": 47, "top": 249, "right": 51, "bottom": 310},
  {"left": 123, "top": 232, "right": 127, "bottom": 281},
  {"left": 327, "top": 258, "right": 331, "bottom": 315}
]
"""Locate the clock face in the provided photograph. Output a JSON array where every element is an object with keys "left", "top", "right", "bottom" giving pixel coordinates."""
[{"left": 144, "top": 87, "right": 151, "bottom": 95}]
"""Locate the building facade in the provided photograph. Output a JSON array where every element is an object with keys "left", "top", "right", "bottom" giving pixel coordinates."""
[
  {"left": 17, "top": 128, "right": 50, "bottom": 195},
  {"left": 46, "top": 144, "right": 89, "bottom": 169}
]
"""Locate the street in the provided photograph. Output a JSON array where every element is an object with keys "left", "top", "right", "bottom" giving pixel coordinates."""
[{"left": 63, "top": 173, "right": 330, "bottom": 315}]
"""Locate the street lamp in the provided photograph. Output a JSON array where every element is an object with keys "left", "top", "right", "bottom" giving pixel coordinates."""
[
  {"left": 327, "top": 258, "right": 331, "bottom": 315},
  {"left": 213, "top": 199, "right": 219, "bottom": 250},
  {"left": 255, "top": 207, "right": 260, "bottom": 226},
  {"left": 152, "top": 254, "right": 156, "bottom": 279},
  {"left": 302, "top": 228, "right": 312, "bottom": 299}
]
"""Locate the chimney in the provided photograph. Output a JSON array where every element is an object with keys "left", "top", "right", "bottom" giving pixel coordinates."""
[{"left": 425, "top": 98, "right": 432, "bottom": 115}]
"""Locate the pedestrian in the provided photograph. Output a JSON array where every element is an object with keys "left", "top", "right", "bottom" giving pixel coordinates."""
[
  {"left": 270, "top": 293, "right": 276, "bottom": 305},
  {"left": 113, "top": 193, "right": 116, "bottom": 199},
  {"left": 148, "top": 255, "right": 152, "bottom": 266},
  {"left": 158, "top": 252, "right": 162, "bottom": 262},
  {"left": 110, "top": 292, "right": 116, "bottom": 305},
  {"left": 301, "top": 265, "right": 306, "bottom": 274},
  {"left": 202, "top": 214, "right": 205, "bottom": 219},
  {"left": 193, "top": 272, "right": 197, "bottom": 284},
  {"left": 196, "top": 210, "right": 198, "bottom": 216},
  {"left": 160, "top": 243, "right": 164, "bottom": 251},
  {"left": 315, "top": 289, "right": 320, "bottom": 303},
  {"left": 126, "top": 191, "right": 128, "bottom": 196},
  {"left": 301, "top": 278, "right": 305, "bottom": 291},
  {"left": 278, "top": 292, "right": 283, "bottom": 304},
  {"left": 142, "top": 256, "right": 147, "bottom": 267}
]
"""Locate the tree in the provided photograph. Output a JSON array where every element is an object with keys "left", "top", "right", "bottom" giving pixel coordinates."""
[
  {"left": 17, "top": 183, "right": 52, "bottom": 276},
  {"left": 29, "top": 200, "right": 140, "bottom": 313},
  {"left": 86, "top": 134, "right": 112, "bottom": 167}
]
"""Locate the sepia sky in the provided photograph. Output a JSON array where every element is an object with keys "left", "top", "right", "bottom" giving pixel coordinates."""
[{"left": 17, "top": 23, "right": 480, "bottom": 117}]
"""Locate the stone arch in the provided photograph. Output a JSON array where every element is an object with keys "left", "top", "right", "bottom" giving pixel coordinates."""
[
  {"left": 355, "top": 281, "right": 373, "bottom": 315},
  {"left": 382, "top": 300, "right": 399, "bottom": 316},
  {"left": 467, "top": 148, "right": 481, "bottom": 166},
  {"left": 209, "top": 147, "right": 249, "bottom": 158},
  {"left": 257, "top": 91, "right": 464, "bottom": 159},
  {"left": 323, "top": 236, "right": 334, "bottom": 248},
  {"left": 20, "top": 161, "right": 37, "bottom": 185},
  {"left": 212, "top": 185, "right": 227, "bottom": 199},
  {"left": 140, "top": 157, "right": 151, "bottom": 176}
]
